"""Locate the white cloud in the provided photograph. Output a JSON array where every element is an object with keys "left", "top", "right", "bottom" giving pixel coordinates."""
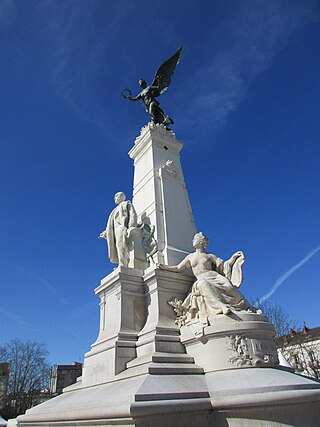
[
  {"left": 179, "top": 1, "right": 316, "bottom": 132},
  {"left": 0, "top": 306, "right": 37, "bottom": 331},
  {"left": 33, "top": 1, "right": 317, "bottom": 136},
  {"left": 64, "top": 327, "right": 81, "bottom": 342},
  {"left": 258, "top": 245, "right": 320, "bottom": 304},
  {"left": 0, "top": 0, "right": 14, "bottom": 26},
  {"left": 13, "top": 265, "right": 67, "bottom": 306},
  {"left": 38, "top": 0, "right": 134, "bottom": 135}
]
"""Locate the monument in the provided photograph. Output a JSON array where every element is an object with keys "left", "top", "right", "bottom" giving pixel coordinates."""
[{"left": 18, "top": 47, "right": 320, "bottom": 427}]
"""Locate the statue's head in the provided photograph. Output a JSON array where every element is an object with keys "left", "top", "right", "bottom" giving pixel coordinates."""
[
  {"left": 192, "top": 232, "right": 209, "bottom": 249},
  {"left": 114, "top": 192, "right": 126, "bottom": 205},
  {"left": 138, "top": 79, "right": 147, "bottom": 89}
]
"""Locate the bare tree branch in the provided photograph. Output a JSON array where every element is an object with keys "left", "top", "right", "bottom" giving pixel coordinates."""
[{"left": 0, "top": 339, "right": 50, "bottom": 419}]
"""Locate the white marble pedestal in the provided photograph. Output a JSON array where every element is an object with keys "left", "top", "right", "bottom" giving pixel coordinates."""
[
  {"left": 128, "top": 123, "right": 196, "bottom": 266},
  {"left": 181, "top": 312, "right": 279, "bottom": 372},
  {"left": 18, "top": 268, "right": 320, "bottom": 427}
]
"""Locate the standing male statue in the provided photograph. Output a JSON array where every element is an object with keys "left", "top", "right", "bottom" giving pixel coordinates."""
[{"left": 99, "top": 192, "right": 137, "bottom": 267}]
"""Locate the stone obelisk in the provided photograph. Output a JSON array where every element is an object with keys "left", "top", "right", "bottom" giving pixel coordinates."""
[{"left": 129, "top": 122, "right": 196, "bottom": 266}]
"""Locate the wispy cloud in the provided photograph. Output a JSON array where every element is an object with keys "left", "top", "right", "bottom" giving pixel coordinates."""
[
  {"left": 0, "top": 0, "right": 14, "bottom": 26},
  {"left": 178, "top": 1, "right": 316, "bottom": 133},
  {"left": 26, "top": 0, "right": 317, "bottom": 137},
  {"left": 0, "top": 306, "right": 37, "bottom": 332},
  {"left": 67, "top": 302, "right": 96, "bottom": 320},
  {"left": 258, "top": 245, "right": 320, "bottom": 304},
  {"left": 38, "top": 0, "right": 134, "bottom": 135},
  {"left": 12, "top": 265, "right": 67, "bottom": 306},
  {"left": 64, "top": 327, "right": 81, "bottom": 342}
]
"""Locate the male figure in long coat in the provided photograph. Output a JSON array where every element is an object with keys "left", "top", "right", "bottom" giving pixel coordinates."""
[{"left": 99, "top": 192, "right": 137, "bottom": 267}]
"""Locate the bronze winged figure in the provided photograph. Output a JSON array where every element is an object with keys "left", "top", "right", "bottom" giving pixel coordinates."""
[{"left": 121, "top": 46, "right": 182, "bottom": 128}]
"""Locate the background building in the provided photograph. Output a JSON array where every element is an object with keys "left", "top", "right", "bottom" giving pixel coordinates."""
[
  {"left": 276, "top": 324, "right": 320, "bottom": 379},
  {"left": 50, "top": 362, "right": 82, "bottom": 395}
]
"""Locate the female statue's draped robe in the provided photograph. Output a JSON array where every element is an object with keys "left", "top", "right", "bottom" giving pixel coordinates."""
[{"left": 182, "top": 253, "right": 253, "bottom": 324}]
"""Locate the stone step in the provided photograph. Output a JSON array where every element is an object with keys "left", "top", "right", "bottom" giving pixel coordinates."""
[
  {"left": 134, "top": 374, "right": 209, "bottom": 401},
  {"left": 151, "top": 352, "right": 195, "bottom": 364},
  {"left": 148, "top": 362, "right": 204, "bottom": 375},
  {"left": 126, "top": 354, "right": 152, "bottom": 369},
  {"left": 126, "top": 352, "right": 194, "bottom": 370}
]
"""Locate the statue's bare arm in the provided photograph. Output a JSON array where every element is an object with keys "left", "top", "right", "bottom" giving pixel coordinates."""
[
  {"left": 99, "top": 230, "right": 107, "bottom": 240},
  {"left": 127, "top": 93, "right": 142, "bottom": 102},
  {"left": 158, "top": 254, "right": 191, "bottom": 272},
  {"left": 121, "top": 88, "right": 141, "bottom": 102}
]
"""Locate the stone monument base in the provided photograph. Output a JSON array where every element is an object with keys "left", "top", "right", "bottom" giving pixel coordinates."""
[
  {"left": 18, "top": 364, "right": 320, "bottom": 426},
  {"left": 181, "top": 311, "right": 278, "bottom": 372},
  {"left": 17, "top": 268, "right": 320, "bottom": 427}
]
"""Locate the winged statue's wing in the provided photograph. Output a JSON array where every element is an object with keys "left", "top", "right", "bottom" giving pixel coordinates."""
[{"left": 151, "top": 46, "right": 182, "bottom": 96}]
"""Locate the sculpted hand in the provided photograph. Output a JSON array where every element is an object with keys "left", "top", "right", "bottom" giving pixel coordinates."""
[
  {"left": 99, "top": 231, "right": 107, "bottom": 240},
  {"left": 126, "top": 227, "right": 136, "bottom": 239}
]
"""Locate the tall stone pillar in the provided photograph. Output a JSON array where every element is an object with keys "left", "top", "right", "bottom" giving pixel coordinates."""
[{"left": 128, "top": 123, "right": 196, "bottom": 266}]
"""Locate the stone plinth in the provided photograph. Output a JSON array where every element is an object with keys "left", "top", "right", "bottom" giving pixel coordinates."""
[
  {"left": 18, "top": 267, "right": 320, "bottom": 427},
  {"left": 18, "top": 268, "right": 210, "bottom": 427},
  {"left": 82, "top": 267, "right": 145, "bottom": 386},
  {"left": 128, "top": 123, "right": 196, "bottom": 266},
  {"left": 82, "top": 266, "right": 194, "bottom": 387},
  {"left": 181, "top": 312, "right": 278, "bottom": 372},
  {"left": 205, "top": 367, "right": 320, "bottom": 426}
]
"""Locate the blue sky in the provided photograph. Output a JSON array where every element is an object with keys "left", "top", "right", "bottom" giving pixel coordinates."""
[{"left": 0, "top": 0, "right": 319, "bottom": 365}]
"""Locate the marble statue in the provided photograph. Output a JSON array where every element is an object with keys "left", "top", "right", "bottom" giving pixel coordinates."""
[
  {"left": 121, "top": 46, "right": 182, "bottom": 128},
  {"left": 140, "top": 223, "right": 158, "bottom": 262},
  {"left": 99, "top": 192, "right": 137, "bottom": 267},
  {"left": 162, "top": 232, "right": 258, "bottom": 325}
]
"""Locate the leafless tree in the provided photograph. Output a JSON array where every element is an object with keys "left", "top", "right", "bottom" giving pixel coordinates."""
[
  {"left": 0, "top": 339, "right": 50, "bottom": 419},
  {"left": 255, "top": 300, "right": 299, "bottom": 337},
  {"left": 276, "top": 328, "right": 320, "bottom": 379},
  {"left": 255, "top": 301, "right": 320, "bottom": 379}
]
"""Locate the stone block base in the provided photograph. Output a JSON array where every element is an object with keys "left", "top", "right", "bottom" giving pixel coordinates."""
[
  {"left": 17, "top": 268, "right": 320, "bottom": 427},
  {"left": 181, "top": 311, "right": 278, "bottom": 372},
  {"left": 18, "top": 366, "right": 320, "bottom": 427}
]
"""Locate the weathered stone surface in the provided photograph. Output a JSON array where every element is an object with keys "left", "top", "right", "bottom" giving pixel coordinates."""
[{"left": 129, "top": 123, "right": 196, "bottom": 266}]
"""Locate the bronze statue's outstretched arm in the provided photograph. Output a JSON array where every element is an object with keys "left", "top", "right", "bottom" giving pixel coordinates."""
[
  {"left": 121, "top": 88, "right": 141, "bottom": 101},
  {"left": 127, "top": 93, "right": 142, "bottom": 102}
]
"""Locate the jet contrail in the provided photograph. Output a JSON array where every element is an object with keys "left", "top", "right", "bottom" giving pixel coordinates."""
[
  {"left": 13, "top": 264, "right": 67, "bottom": 305},
  {"left": 258, "top": 245, "right": 320, "bottom": 304}
]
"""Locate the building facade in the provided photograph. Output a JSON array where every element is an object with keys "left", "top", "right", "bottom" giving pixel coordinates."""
[
  {"left": 276, "top": 324, "right": 320, "bottom": 379},
  {"left": 50, "top": 362, "right": 82, "bottom": 395}
]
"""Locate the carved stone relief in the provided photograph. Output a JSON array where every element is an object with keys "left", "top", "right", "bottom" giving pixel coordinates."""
[
  {"left": 228, "top": 334, "right": 278, "bottom": 367},
  {"left": 162, "top": 159, "right": 177, "bottom": 178},
  {"left": 137, "top": 214, "right": 158, "bottom": 263}
]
